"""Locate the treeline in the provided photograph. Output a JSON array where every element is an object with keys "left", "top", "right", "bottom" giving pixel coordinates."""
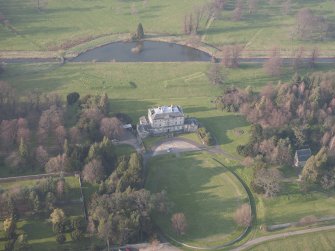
[
  {"left": 216, "top": 71, "right": 335, "bottom": 191},
  {"left": 0, "top": 176, "right": 75, "bottom": 250},
  {"left": 0, "top": 177, "right": 69, "bottom": 218},
  {"left": 87, "top": 152, "right": 171, "bottom": 247},
  {"left": 0, "top": 81, "right": 171, "bottom": 247},
  {"left": 0, "top": 81, "right": 129, "bottom": 176}
]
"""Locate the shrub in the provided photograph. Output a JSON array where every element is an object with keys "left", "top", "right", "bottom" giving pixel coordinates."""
[
  {"left": 71, "top": 216, "right": 84, "bottom": 231},
  {"left": 71, "top": 229, "right": 83, "bottom": 241},
  {"left": 115, "top": 113, "right": 133, "bottom": 124},
  {"left": 234, "top": 203, "right": 252, "bottom": 227},
  {"left": 56, "top": 233, "right": 66, "bottom": 244},
  {"left": 298, "top": 215, "right": 318, "bottom": 226},
  {"left": 197, "top": 127, "right": 215, "bottom": 146}
]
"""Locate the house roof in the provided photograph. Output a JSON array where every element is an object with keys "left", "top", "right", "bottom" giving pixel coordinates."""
[
  {"left": 296, "top": 148, "right": 312, "bottom": 162},
  {"left": 149, "top": 105, "right": 184, "bottom": 119}
]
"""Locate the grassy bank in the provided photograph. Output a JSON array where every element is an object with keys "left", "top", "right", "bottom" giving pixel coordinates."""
[
  {"left": 249, "top": 229, "right": 335, "bottom": 251},
  {"left": 145, "top": 152, "right": 248, "bottom": 247},
  {"left": 1, "top": 0, "right": 335, "bottom": 56}
]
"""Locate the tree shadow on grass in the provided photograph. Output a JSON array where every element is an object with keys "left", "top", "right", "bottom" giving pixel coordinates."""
[
  {"left": 22, "top": 219, "right": 54, "bottom": 240},
  {"left": 29, "top": 237, "right": 102, "bottom": 251},
  {"left": 110, "top": 98, "right": 156, "bottom": 121},
  {"left": 183, "top": 106, "right": 214, "bottom": 114},
  {"left": 146, "top": 154, "right": 247, "bottom": 244},
  {"left": 199, "top": 114, "right": 249, "bottom": 145}
]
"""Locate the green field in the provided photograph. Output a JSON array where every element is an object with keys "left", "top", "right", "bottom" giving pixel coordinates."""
[
  {"left": 1, "top": 0, "right": 335, "bottom": 55},
  {"left": 0, "top": 0, "right": 206, "bottom": 51},
  {"left": 0, "top": 176, "right": 94, "bottom": 251},
  {"left": 3, "top": 62, "right": 334, "bottom": 156},
  {"left": 249, "top": 230, "right": 335, "bottom": 251},
  {"left": 206, "top": 0, "right": 335, "bottom": 53},
  {"left": 2, "top": 0, "right": 335, "bottom": 248},
  {"left": 2, "top": 60, "right": 335, "bottom": 248},
  {"left": 225, "top": 159, "right": 335, "bottom": 232},
  {"left": 0, "top": 218, "right": 101, "bottom": 251},
  {"left": 145, "top": 152, "right": 249, "bottom": 247},
  {"left": 0, "top": 176, "right": 85, "bottom": 204}
]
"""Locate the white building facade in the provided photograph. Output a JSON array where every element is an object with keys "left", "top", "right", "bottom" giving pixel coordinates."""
[{"left": 137, "top": 105, "right": 197, "bottom": 138}]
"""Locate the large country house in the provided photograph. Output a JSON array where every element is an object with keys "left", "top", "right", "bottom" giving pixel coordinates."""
[{"left": 137, "top": 105, "right": 198, "bottom": 138}]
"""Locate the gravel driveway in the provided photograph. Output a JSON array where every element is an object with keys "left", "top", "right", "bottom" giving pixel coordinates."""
[{"left": 152, "top": 138, "right": 201, "bottom": 156}]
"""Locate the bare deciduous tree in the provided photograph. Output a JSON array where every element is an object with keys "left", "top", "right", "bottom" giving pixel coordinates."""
[
  {"left": 100, "top": 117, "right": 124, "bottom": 140},
  {"left": 248, "top": 0, "right": 257, "bottom": 14},
  {"left": 292, "top": 46, "right": 305, "bottom": 70},
  {"left": 222, "top": 45, "right": 242, "bottom": 68},
  {"left": 5, "top": 151, "right": 21, "bottom": 170},
  {"left": 69, "top": 127, "right": 80, "bottom": 144},
  {"left": 82, "top": 159, "right": 105, "bottom": 183},
  {"left": 45, "top": 93, "right": 62, "bottom": 107},
  {"left": 171, "top": 213, "right": 187, "bottom": 235},
  {"left": 45, "top": 154, "right": 67, "bottom": 173},
  {"left": 38, "top": 106, "right": 63, "bottom": 135},
  {"left": 207, "top": 63, "right": 225, "bottom": 85},
  {"left": 252, "top": 168, "right": 282, "bottom": 197},
  {"left": 35, "top": 145, "right": 49, "bottom": 169},
  {"left": 0, "top": 119, "right": 18, "bottom": 149},
  {"left": 185, "top": 9, "right": 206, "bottom": 35},
  {"left": 263, "top": 49, "right": 282, "bottom": 76},
  {"left": 281, "top": 0, "right": 291, "bottom": 15},
  {"left": 234, "top": 203, "right": 252, "bottom": 227},
  {"left": 205, "top": 0, "right": 225, "bottom": 21},
  {"left": 54, "top": 125, "right": 66, "bottom": 149},
  {"left": 294, "top": 8, "right": 328, "bottom": 40},
  {"left": 298, "top": 215, "right": 318, "bottom": 226},
  {"left": 37, "top": 0, "right": 48, "bottom": 10},
  {"left": 232, "top": 0, "right": 243, "bottom": 21},
  {"left": 36, "top": 128, "right": 47, "bottom": 144},
  {"left": 309, "top": 47, "right": 319, "bottom": 68}
]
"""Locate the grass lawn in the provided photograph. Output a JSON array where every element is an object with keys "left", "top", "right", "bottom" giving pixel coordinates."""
[
  {"left": 223, "top": 158, "right": 335, "bottom": 233},
  {"left": 2, "top": 61, "right": 335, "bottom": 245},
  {"left": 145, "top": 152, "right": 248, "bottom": 247},
  {"left": 248, "top": 230, "right": 335, "bottom": 251},
  {"left": 1, "top": 0, "right": 335, "bottom": 55},
  {"left": 0, "top": 218, "right": 101, "bottom": 251},
  {"left": 204, "top": 0, "right": 335, "bottom": 54},
  {"left": 0, "top": 176, "right": 94, "bottom": 251},
  {"left": 0, "top": 175, "right": 82, "bottom": 201},
  {"left": 2, "top": 62, "right": 333, "bottom": 158},
  {"left": 0, "top": 0, "right": 207, "bottom": 51},
  {"left": 114, "top": 144, "right": 136, "bottom": 156},
  {"left": 178, "top": 132, "right": 203, "bottom": 145}
]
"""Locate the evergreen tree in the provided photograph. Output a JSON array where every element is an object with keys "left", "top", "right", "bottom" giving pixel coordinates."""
[
  {"left": 18, "top": 138, "right": 28, "bottom": 159},
  {"left": 63, "top": 139, "right": 69, "bottom": 156},
  {"left": 13, "top": 233, "right": 30, "bottom": 251},
  {"left": 99, "top": 93, "right": 109, "bottom": 115},
  {"left": 301, "top": 147, "right": 328, "bottom": 184},
  {"left": 3, "top": 217, "right": 16, "bottom": 240},
  {"left": 137, "top": 23, "right": 144, "bottom": 40},
  {"left": 56, "top": 233, "right": 66, "bottom": 244}
]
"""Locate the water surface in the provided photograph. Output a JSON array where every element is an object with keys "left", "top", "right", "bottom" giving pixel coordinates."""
[{"left": 72, "top": 41, "right": 212, "bottom": 62}]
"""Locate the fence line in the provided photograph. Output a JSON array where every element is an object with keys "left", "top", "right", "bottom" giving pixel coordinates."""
[
  {"left": 0, "top": 172, "right": 72, "bottom": 183},
  {"left": 78, "top": 175, "right": 88, "bottom": 220}
]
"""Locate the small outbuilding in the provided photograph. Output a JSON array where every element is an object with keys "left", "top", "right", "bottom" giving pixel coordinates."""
[{"left": 294, "top": 148, "right": 312, "bottom": 167}]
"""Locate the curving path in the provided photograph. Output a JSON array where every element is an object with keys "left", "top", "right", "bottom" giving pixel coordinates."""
[
  {"left": 231, "top": 225, "right": 335, "bottom": 251},
  {"left": 146, "top": 137, "right": 254, "bottom": 250}
]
